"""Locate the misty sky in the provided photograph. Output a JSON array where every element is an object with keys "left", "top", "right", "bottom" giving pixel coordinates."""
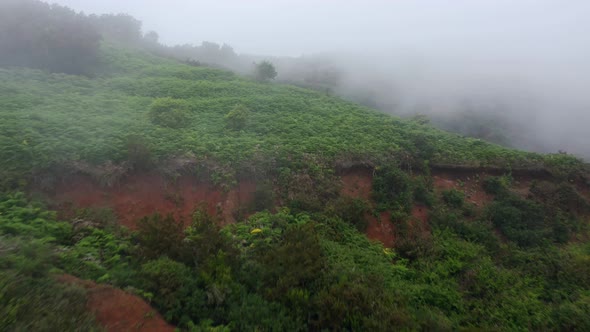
[{"left": 49, "top": 0, "right": 590, "bottom": 58}]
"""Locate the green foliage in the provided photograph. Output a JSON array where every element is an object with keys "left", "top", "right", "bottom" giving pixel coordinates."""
[
  {"left": 279, "top": 158, "right": 340, "bottom": 213},
  {"left": 250, "top": 182, "right": 275, "bottom": 212},
  {"left": 125, "top": 134, "right": 153, "bottom": 171},
  {"left": 0, "top": 195, "right": 99, "bottom": 331},
  {"left": 2, "top": 192, "right": 590, "bottom": 330},
  {"left": 485, "top": 194, "right": 549, "bottom": 247},
  {"left": 372, "top": 166, "right": 413, "bottom": 212},
  {"left": 0, "top": 192, "right": 72, "bottom": 243},
  {"left": 482, "top": 174, "right": 512, "bottom": 195},
  {"left": 0, "top": 262, "right": 98, "bottom": 331},
  {"left": 59, "top": 227, "right": 133, "bottom": 283},
  {"left": 1, "top": 29, "right": 590, "bottom": 331},
  {"left": 413, "top": 175, "right": 435, "bottom": 207},
  {"left": 254, "top": 60, "right": 277, "bottom": 82},
  {"left": 442, "top": 189, "right": 465, "bottom": 209},
  {"left": 530, "top": 181, "right": 590, "bottom": 215},
  {"left": 258, "top": 223, "right": 325, "bottom": 303},
  {"left": 224, "top": 104, "right": 249, "bottom": 130},
  {"left": 140, "top": 257, "right": 195, "bottom": 321},
  {"left": 0, "top": 43, "right": 582, "bottom": 187},
  {"left": 326, "top": 197, "right": 370, "bottom": 231},
  {"left": 149, "top": 97, "right": 190, "bottom": 128},
  {"left": 136, "top": 213, "right": 185, "bottom": 261}
]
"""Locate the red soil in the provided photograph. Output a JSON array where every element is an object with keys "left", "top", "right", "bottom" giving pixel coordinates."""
[
  {"left": 58, "top": 275, "right": 174, "bottom": 332},
  {"left": 365, "top": 211, "right": 395, "bottom": 247},
  {"left": 340, "top": 168, "right": 440, "bottom": 247},
  {"left": 44, "top": 173, "right": 255, "bottom": 229},
  {"left": 341, "top": 168, "right": 396, "bottom": 247},
  {"left": 340, "top": 167, "right": 373, "bottom": 201},
  {"left": 432, "top": 171, "right": 493, "bottom": 207},
  {"left": 340, "top": 167, "right": 502, "bottom": 247},
  {"left": 412, "top": 204, "right": 429, "bottom": 225}
]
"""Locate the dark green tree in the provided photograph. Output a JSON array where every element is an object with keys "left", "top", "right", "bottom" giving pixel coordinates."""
[
  {"left": 0, "top": 0, "right": 101, "bottom": 75},
  {"left": 255, "top": 61, "right": 277, "bottom": 82}
]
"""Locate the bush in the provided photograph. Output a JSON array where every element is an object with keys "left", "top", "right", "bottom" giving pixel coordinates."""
[
  {"left": 258, "top": 223, "right": 325, "bottom": 304},
  {"left": 413, "top": 175, "right": 435, "bottom": 207},
  {"left": 312, "top": 274, "right": 411, "bottom": 331},
  {"left": 224, "top": 104, "right": 249, "bottom": 130},
  {"left": 136, "top": 213, "right": 185, "bottom": 261},
  {"left": 140, "top": 257, "right": 194, "bottom": 321},
  {"left": 482, "top": 175, "right": 511, "bottom": 195},
  {"left": 0, "top": 238, "right": 98, "bottom": 331},
  {"left": 442, "top": 189, "right": 465, "bottom": 209},
  {"left": 485, "top": 194, "right": 548, "bottom": 247},
  {"left": 125, "top": 135, "right": 153, "bottom": 171},
  {"left": 372, "top": 166, "right": 413, "bottom": 212},
  {"left": 149, "top": 97, "right": 190, "bottom": 128},
  {"left": 326, "top": 197, "right": 370, "bottom": 232}
]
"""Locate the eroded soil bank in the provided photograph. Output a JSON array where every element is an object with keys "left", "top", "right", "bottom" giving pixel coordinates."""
[
  {"left": 39, "top": 173, "right": 256, "bottom": 229},
  {"left": 39, "top": 165, "right": 588, "bottom": 247},
  {"left": 58, "top": 275, "right": 175, "bottom": 332}
]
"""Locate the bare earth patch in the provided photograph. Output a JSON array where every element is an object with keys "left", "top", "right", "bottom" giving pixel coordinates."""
[
  {"left": 58, "top": 275, "right": 175, "bottom": 332},
  {"left": 40, "top": 173, "right": 255, "bottom": 229}
]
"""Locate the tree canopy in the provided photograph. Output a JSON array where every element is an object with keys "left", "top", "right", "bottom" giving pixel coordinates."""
[
  {"left": 0, "top": 0, "right": 102, "bottom": 75},
  {"left": 255, "top": 60, "right": 278, "bottom": 82}
]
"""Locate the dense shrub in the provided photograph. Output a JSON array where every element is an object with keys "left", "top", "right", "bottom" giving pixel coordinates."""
[
  {"left": 279, "top": 159, "right": 340, "bottom": 213},
  {"left": 326, "top": 197, "right": 370, "bottom": 231},
  {"left": 149, "top": 97, "right": 190, "bottom": 128},
  {"left": 482, "top": 175, "right": 512, "bottom": 195},
  {"left": 442, "top": 189, "right": 465, "bottom": 209},
  {"left": 485, "top": 194, "right": 548, "bottom": 247},
  {"left": 136, "top": 213, "right": 185, "bottom": 261},
  {"left": 125, "top": 135, "right": 153, "bottom": 171},
  {"left": 413, "top": 175, "right": 435, "bottom": 207},
  {"left": 258, "top": 223, "right": 325, "bottom": 303},
  {"left": 372, "top": 166, "right": 413, "bottom": 212},
  {"left": 140, "top": 257, "right": 196, "bottom": 322},
  {"left": 224, "top": 104, "right": 249, "bottom": 130},
  {"left": 530, "top": 181, "right": 590, "bottom": 215}
]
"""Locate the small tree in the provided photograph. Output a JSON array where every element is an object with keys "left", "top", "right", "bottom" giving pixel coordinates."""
[
  {"left": 224, "top": 104, "right": 249, "bottom": 130},
  {"left": 254, "top": 61, "right": 277, "bottom": 82}
]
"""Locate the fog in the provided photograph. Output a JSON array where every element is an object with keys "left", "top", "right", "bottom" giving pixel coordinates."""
[{"left": 50, "top": 0, "right": 590, "bottom": 158}]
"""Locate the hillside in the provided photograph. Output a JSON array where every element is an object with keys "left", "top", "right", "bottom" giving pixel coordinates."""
[
  {"left": 2, "top": 41, "right": 590, "bottom": 331},
  {"left": 2, "top": 44, "right": 585, "bottom": 184}
]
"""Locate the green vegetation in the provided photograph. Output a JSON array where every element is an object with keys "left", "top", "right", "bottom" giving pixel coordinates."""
[
  {"left": 2, "top": 189, "right": 590, "bottom": 330},
  {"left": 0, "top": 193, "right": 99, "bottom": 331},
  {"left": 442, "top": 189, "right": 465, "bottom": 209},
  {"left": 149, "top": 97, "right": 191, "bottom": 128},
  {"left": 1, "top": 2, "right": 590, "bottom": 329},
  {"left": 224, "top": 104, "right": 249, "bottom": 130},
  {"left": 0, "top": 40, "right": 585, "bottom": 189}
]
